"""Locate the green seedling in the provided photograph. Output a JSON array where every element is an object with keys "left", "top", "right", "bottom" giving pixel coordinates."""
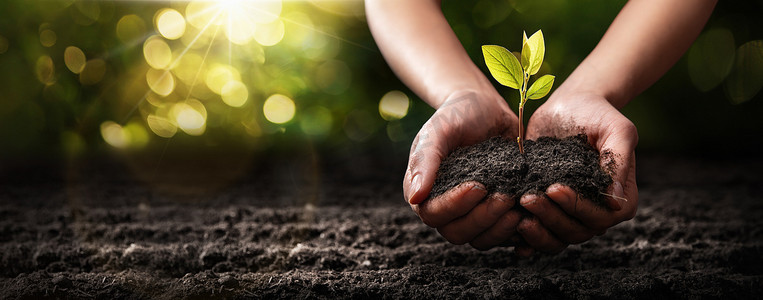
[{"left": 482, "top": 30, "right": 555, "bottom": 154}]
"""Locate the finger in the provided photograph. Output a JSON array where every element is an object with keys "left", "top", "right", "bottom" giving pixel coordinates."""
[
  {"left": 597, "top": 118, "right": 638, "bottom": 215},
  {"left": 519, "top": 193, "right": 596, "bottom": 244},
  {"left": 516, "top": 216, "right": 568, "bottom": 254},
  {"left": 545, "top": 184, "right": 616, "bottom": 230},
  {"left": 469, "top": 209, "right": 523, "bottom": 250},
  {"left": 403, "top": 123, "right": 451, "bottom": 205},
  {"left": 413, "top": 181, "right": 486, "bottom": 228},
  {"left": 437, "top": 193, "right": 514, "bottom": 245},
  {"left": 597, "top": 118, "right": 637, "bottom": 187}
]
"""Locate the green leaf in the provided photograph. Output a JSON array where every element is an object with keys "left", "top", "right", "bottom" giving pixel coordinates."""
[
  {"left": 521, "top": 32, "right": 530, "bottom": 73},
  {"left": 526, "top": 74, "right": 555, "bottom": 100},
  {"left": 524, "top": 30, "right": 545, "bottom": 75},
  {"left": 482, "top": 45, "right": 523, "bottom": 89}
]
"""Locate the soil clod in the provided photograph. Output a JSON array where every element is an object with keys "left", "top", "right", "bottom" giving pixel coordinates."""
[{"left": 431, "top": 135, "right": 613, "bottom": 205}]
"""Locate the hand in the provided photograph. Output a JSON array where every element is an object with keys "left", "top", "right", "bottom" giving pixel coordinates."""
[
  {"left": 404, "top": 90, "right": 526, "bottom": 250},
  {"left": 516, "top": 92, "right": 639, "bottom": 254}
]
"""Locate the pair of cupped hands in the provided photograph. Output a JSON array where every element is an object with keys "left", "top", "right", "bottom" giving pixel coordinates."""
[{"left": 403, "top": 90, "right": 639, "bottom": 256}]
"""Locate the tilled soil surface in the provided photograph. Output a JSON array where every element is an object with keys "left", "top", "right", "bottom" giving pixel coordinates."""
[{"left": 1, "top": 154, "right": 762, "bottom": 299}]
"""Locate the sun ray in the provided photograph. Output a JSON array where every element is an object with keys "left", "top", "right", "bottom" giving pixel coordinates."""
[
  {"left": 186, "top": 22, "right": 222, "bottom": 102},
  {"left": 279, "top": 13, "right": 376, "bottom": 52}
]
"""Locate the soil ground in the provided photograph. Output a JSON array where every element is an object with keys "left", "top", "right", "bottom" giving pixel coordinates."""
[{"left": 1, "top": 153, "right": 762, "bottom": 299}]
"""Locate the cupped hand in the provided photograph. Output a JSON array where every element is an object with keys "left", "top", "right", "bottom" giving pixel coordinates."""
[
  {"left": 404, "top": 90, "right": 526, "bottom": 250},
  {"left": 516, "top": 92, "right": 639, "bottom": 254}
]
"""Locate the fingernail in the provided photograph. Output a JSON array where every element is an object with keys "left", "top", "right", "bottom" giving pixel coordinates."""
[
  {"left": 408, "top": 174, "right": 422, "bottom": 205},
  {"left": 491, "top": 193, "right": 509, "bottom": 204},
  {"left": 547, "top": 184, "right": 572, "bottom": 204},
  {"left": 519, "top": 194, "right": 536, "bottom": 207},
  {"left": 606, "top": 181, "right": 625, "bottom": 211},
  {"left": 464, "top": 183, "right": 487, "bottom": 202},
  {"left": 613, "top": 181, "right": 625, "bottom": 199}
]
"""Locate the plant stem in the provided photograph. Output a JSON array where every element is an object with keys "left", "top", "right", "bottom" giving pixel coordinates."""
[
  {"left": 517, "top": 72, "right": 529, "bottom": 154},
  {"left": 518, "top": 105, "right": 524, "bottom": 154}
]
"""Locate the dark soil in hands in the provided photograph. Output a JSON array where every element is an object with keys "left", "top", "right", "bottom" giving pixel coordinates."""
[{"left": 431, "top": 134, "right": 613, "bottom": 205}]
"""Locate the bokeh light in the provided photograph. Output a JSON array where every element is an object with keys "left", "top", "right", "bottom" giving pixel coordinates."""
[
  {"left": 344, "top": 109, "right": 378, "bottom": 142},
  {"left": 39, "top": 29, "right": 57, "bottom": 48},
  {"left": 378, "top": 90, "right": 410, "bottom": 120},
  {"left": 5, "top": 0, "right": 759, "bottom": 161},
  {"left": 471, "top": 0, "right": 512, "bottom": 29},
  {"left": 146, "top": 68, "right": 175, "bottom": 96},
  {"left": 725, "top": 40, "right": 763, "bottom": 104},
  {"left": 143, "top": 36, "right": 173, "bottom": 70},
  {"left": 146, "top": 114, "right": 178, "bottom": 138},
  {"left": 172, "top": 100, "right": 207, "bottom": 136},
  {"left": 100, "top": 121, "right": 128, "bottom": 148},
  {"left": 206, "top": 64, "right": 241, "bottom": 95},
  {"left": 254, "top": 19, "right": 286, "bottom": 46},
  {"left": 35, "top": 55, "right": 55, "bottom": 85},
  {"left": 64, "top": 46, "right": 87, "bottom": 74},
  {"left": 156, "top": 8, "right": 186, "bottom": 40},
  {"left": 315, "top": 59, "right": 351, "bottom": 95},
  {"left": 116, "top": 14, "right": 146, "bottom": 44},
  {"left": 386, "top": 121, "right": 407, "bottom": 142},
  {"left": 300, "top": 106, "right": 333, "bottom": 136},
  {"left": 100, "top": 121, "right": 149, "bottom": 149},
  {"left": 79, "top": 59, "right": 106, "bottom": 85},
  {"left": 73, "top": 0, "right": 101, "bottom": 26},
  {"left": 263, "top": 94, "right": 296, "bottom": 124},
  {"left": 171, "top": 53, "right": 204, "bottom": 85},
  {"left": 221, "top": 80, "right": 249, "bottom": 107},
  {"left": 688, "top": 28, "right": 735, "bottom": 92}
]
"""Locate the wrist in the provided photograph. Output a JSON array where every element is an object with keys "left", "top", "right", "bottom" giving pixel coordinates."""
[
  {"left": 552, "top": 58, "right": 636, "bottom": 110},
  {"left": 427, "top": 72, "right": 503, "bottom": 109},
  {"left": 438, "top": 88, "right": 506, "bottom": 111}
]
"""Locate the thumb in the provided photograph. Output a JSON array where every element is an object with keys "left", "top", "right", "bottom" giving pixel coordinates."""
[
  {"left": 404, "top": 119, "right": 453, "bottom": 205},
  {"left": 598, "top": 120, "right": 638, "bottom": 199}
]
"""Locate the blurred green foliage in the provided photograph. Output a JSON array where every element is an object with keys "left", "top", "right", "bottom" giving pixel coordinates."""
[{"left": 0, "top": 0, "right": 761, "bottom": 164}]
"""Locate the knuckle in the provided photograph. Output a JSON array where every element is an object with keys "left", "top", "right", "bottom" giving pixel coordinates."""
[
  {"left": 416, "top": 211, "right": 438, "bottom": 228},
  {"left": 472, "top": 216, "right": 494, "bottom": 230},
  {"left": 517, "top": 217, "right": 537, "bottom": 234},
  {"left": 622, "top": 119, "right": 638, "bottom": 139},
  {"left": 497, "top": 213, "right": 520, "bottom": 234},
  {"left": 486, "top": 196, "right": 511, "bottom": 218}
]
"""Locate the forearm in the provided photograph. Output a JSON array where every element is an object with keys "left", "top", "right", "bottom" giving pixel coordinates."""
[
  {"left": 554, "top": 0, "right": 717, "bottom": 109},
  {"left": 365, "top": 0, "right": 498, "bottom": 109}
]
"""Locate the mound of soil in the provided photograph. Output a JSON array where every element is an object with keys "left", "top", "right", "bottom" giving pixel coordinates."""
[{"left": 431, "top": 135, "right": 613, "bottom": 205}]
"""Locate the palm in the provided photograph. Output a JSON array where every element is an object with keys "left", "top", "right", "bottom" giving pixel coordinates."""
[
  {"left": 404, "top": 91, "right": 518, "bottom": 205},
  {"left": 512, "top": 93, "right": 638, "bottom": 253},
  {"left": 403, "top": 91, "right": 531, "bottom": 250}
]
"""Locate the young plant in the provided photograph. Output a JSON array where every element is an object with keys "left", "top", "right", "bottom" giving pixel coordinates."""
[{"left": 482, "top": 30, "right": 555, "bottom": 154}]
